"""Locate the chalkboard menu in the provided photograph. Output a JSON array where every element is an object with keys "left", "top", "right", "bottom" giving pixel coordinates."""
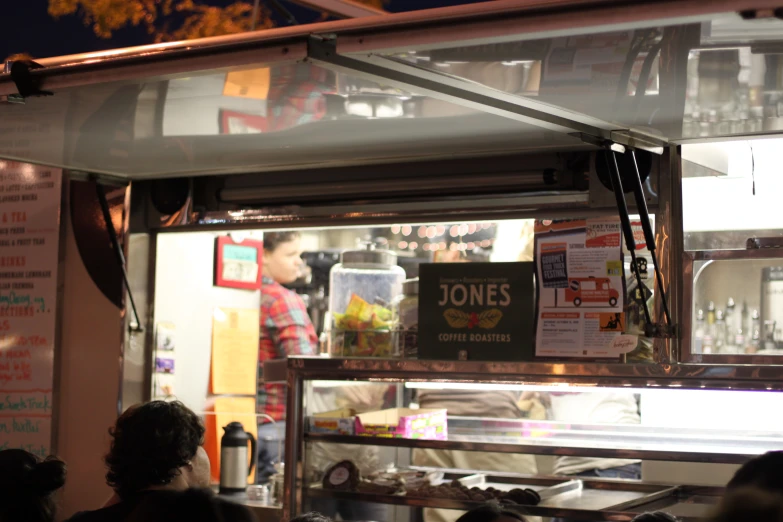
[
  {"left": 0, "top": 162, "right": 62, "bottom": 457},
  {"left": 418, "top": 262, "right": 534, "bottom": 361}
]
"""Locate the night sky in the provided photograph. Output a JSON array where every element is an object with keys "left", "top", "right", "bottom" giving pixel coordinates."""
[{"left": 2, "top": 0, "right": 485, "bottom": 60}]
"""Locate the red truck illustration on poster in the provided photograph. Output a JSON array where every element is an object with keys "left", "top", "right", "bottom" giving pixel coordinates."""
[{"left": 565, "top": 277, "right": 620, "bottom": 308}]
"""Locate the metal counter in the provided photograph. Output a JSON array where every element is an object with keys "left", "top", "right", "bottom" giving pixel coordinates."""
[{"left": 267, "top": 356, "right": 783, "bottom": 391}]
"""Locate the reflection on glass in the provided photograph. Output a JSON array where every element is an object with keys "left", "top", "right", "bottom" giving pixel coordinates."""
[
  {"left": 304, "top": 380, "right": 783, "bottom": 462},
  {"left": 381, "top": 16, "right": 783, "bottom": 141},
  {"left": 683, "top": 138, "right": 783, "bottom": 250}
]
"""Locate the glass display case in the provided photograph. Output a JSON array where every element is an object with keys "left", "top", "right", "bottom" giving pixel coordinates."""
[
  {"left": 280, "top": 357, "right": 783, "bottom": 522},
  {"left": 682, "top": 138, "right": 783, "bottom": 363}
]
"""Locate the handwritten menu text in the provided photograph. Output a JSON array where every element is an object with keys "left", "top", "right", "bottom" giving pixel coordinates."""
[{"left": 0, "top": 161, "right": 61, "bottom": 456}]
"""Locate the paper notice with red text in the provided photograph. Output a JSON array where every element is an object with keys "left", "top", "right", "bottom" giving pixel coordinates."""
[{"left": 534, "top": 218, "right": 629, "bottom": 358}]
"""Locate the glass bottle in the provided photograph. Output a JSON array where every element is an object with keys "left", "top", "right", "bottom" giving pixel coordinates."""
[
  {"left": 736, "top": 300, "right": 750, "bottom": 349},
  {"left": 694, "top": 309, "right": 706, "bottom": 353},
  {"left": 704, "top": 310, "right": 716, "bottom": 354},
  {"left": 714, "top": 309, "right": 727, "bottom": 352},
  {"left": 750, "top": 309, "right": 761, "bottom": 352},
  {"left": 725, "top": 298, "right": 736, "bottom": 350},
  {"left": 707, "top": 301, "right": 716, "bottom": 325}
]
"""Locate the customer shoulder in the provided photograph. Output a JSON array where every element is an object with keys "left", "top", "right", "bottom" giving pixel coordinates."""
[
  {"left": 63, "top": 505, "right": 124, "bottom": 522},
  {"left": 63, "top": 512, "right": 94, "bottom": 522}
]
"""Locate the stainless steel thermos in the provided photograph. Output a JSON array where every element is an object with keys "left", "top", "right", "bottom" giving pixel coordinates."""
[{"left": 219, "top": 421, "right": 257, "bottom": 494}]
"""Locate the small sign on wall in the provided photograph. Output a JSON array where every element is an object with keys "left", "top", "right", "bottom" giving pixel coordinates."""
[
  {"left": 418, "top": 262, "right": 534, "bottom": 361},
  {"left": 214, "top": 236, "right": 263, "bottom": 290}
]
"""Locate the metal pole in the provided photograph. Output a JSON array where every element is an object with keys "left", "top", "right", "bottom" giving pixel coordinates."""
[
  {"left": 629, "top": 150, "right": 672, "bottom": 327},
  {"left": 251, "top": 0, "right": 261, "bottom": 30},
  {"left": 605, "top": 150, "right": 652, "bottom": 326},
  {"left": 283, "top": 363, "right": 303, "bottom": 519},
  {"left": 95, "top": 182, "right": 142, "bottom": 331}
]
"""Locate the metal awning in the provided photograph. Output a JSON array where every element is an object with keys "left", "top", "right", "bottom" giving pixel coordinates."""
[
  {"left": 1, "top": 0, "right": 783, "bottom": 179},
  {"left": 288, "top": 0, "right": 387, "bottom": 18}
]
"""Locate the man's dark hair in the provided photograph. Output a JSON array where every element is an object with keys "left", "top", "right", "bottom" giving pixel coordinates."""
[
  {"left": 106, "top": 400, "right": 205, "bottom": 499},
  {"left": 289, "top": 511, "right": 333, "bottom": 522},
  {"left": 456, "top": 503, "right": 527, "bottom": 522},
  {"left": 264, "top": 231, "right": 301, "bottom": 252},
  {"left": 727, "top": 451, "right": 783, "bottom": 493}
]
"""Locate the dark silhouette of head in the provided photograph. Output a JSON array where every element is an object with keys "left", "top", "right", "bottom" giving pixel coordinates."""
[
  {"left": 631, "top": 512, "right": 680, "bottom": 522},
  {"left": 712, "top": 487, "right": 783, "bottom": 522},
  {"left": 727, "top": 451, "right": 783, "bottom": 494},
  {"left": 105, "top": 400, "right": 209, "bottom": 499},
  {"left": 456, "top": 503, "right": 527, "bottom": 522},
  {"left": 0, "top": 449, "right": 66, "bottom": 522},
  {"left": 127, "top": 488, "right": 255, "bottom": 522},
  {"left": 289, "top": 512, "right": 333, "bottom": 522}
]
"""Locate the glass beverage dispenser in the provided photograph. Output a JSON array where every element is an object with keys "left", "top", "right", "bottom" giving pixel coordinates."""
[{"left": 328, "top": 243, "right": 405, "bottom": 357}]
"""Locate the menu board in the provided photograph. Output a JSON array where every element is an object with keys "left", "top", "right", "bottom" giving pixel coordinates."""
[
  {"left": 0, "top": 161, "right": 62, "bottom": 457},
  {"left": 534, "top": 218, "right": 630, "bottom": 358}
]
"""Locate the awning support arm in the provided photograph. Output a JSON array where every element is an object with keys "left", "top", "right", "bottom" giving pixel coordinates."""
[
  {"left": 95, "top": 182, "right": 143, "bottom": 332},
  {"left": 603, "top": 143, "right": 675, "bottom": 339},
  {"left": 629, "top": 150, "right": 673, "bottom": 327}
]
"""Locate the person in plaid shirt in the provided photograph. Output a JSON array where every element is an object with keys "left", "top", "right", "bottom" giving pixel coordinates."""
[{"left": 257, "top": 231, "right": 317, "bottom": 483}]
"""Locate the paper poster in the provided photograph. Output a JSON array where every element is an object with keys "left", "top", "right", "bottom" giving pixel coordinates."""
[
  {"left": 223, "top": 68, "right": 271, "bottom": 100},
  {"left": 0, "top": 162, "right": 62, "bottom": 457},
  {"left": 214, "top": 237, "right": 263, "bottom": 290},
  {"left": 210, "top": 307, "right": 260, "bottom": 395},
  {"left": 152, "top": 322, "right": 176, "bottom": 399},
  {"left": 156, "top": 322, "right": 176, "bottom": 352},
  {"left": 534, "top": 218, "right": 628, "bottom": 358}
]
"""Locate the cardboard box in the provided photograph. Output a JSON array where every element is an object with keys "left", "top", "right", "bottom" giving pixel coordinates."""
[
  {"left": 308, "top": 408, "right": 357, "bottom": 435},
  {"left": 307, "top": 407, "right": 448, "bottom": 440},
  {"left": 357, "top": 408, "right": 447, "bottom": 439}
]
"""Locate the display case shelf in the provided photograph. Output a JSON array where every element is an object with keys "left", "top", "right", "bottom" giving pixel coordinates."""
[
  {"left": 303, "top": 433, "right": 756, "bottom": 465},
  {"left": 304, "top": 478, "right": 718, "bottom": 522},
  {"left": 304, "top": 413, "right": 783, "bottom": 465}
]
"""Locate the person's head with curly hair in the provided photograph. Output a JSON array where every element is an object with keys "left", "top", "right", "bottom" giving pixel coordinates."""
[{"left": 105, "top": 400, "right": 210, "bottom": 499}]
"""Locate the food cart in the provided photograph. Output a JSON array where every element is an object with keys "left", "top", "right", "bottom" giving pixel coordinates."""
[{"left": 3, "top": 0, "right": 783, "bottom": 520}]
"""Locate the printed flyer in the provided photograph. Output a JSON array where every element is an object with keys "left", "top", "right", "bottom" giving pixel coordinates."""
[{"left": 534, "top": 218, "right": 628, "bottom": 358}]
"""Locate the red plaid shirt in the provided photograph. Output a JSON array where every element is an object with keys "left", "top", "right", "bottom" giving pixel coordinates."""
[
  {"left": 267, "top": 63, "right": 333, "bottom": 131},
  {"left": 258, "top": 277, "right": 317, "bottom": 422}
]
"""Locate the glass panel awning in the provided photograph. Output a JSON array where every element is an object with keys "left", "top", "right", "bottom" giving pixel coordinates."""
[{"left": 1, "top": 0, "right": 782, "bottom": 179}]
